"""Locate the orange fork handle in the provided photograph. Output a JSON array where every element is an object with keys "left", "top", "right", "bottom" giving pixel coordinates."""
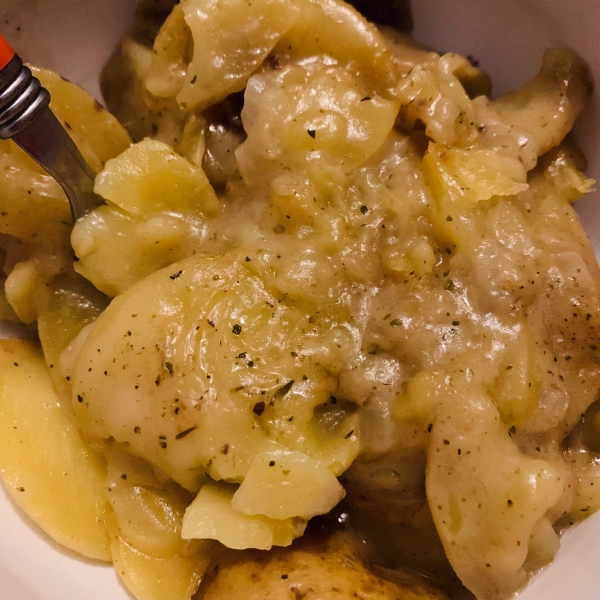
[{"left": 0, "top": 34, "right": 15, "bottom": 71}]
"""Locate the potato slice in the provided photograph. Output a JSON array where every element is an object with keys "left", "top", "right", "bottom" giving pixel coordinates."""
[
  {"left": 111, "top": 536, "right": 210, "bottom": 600},
  {"left": 274, "top": 0, "right": 399, "bottom": 97},
  {"left": 105, "top": 448, "right": 216, "bottom": 600},
  {"left": 101, "top": 35, "right": 189, "bottom": 145},
  {"left": 73, "top": 139, "right": 220, "bottom": 296},
  {"left": 0, "top": 338, "right": 111, "bottom": 560},
  {"left": 193, "top": 529, "right": 448, "bottom": 600},
  {"left": 236, "top": 63, "right": 399, "bottom": 182},
  {"left": 0, "top": 139, "right": 72, "bottom": 253},
  {"left": 94, "top": 138, "right": 219, "bottom": 217},
  {"left": 492, "top": 49, "right": 591, "bottom": 157},
  {"left": 145, "top": 4, "right": 192, "bottom": 100},
  {"left": 71, "top": 206, "right": 193, "bottom": 297},
  {"left": 178, "top": 0, "right": 300, "bottom": 111},
  {"left": 36, "top": 272, "right": 109, "bottom": 394},
  {"left": 105, "top": 447, "right": 193, "bottom": 558},
  {"left": 426, "top": 389, "right": 572, "bottom": 599},
  {"left": 33, "top": 67, "right": 132, "bottom": 170},
  {"left": 147, "top": 0, "right": 300, "bottom": 112},
  {"left": 70, "top": 251, "right": 359, "bottom": 492}
]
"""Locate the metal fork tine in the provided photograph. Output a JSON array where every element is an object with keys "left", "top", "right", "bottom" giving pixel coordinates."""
[{"left": 0, "top": 35, "right": 103, "bottom": 222}]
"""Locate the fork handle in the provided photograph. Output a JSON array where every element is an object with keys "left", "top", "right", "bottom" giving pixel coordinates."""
[
  {"left": 0, "top": 34, "right": 14, "bottom": 70},
  {"left": 0, "top": 36, "right": 50, "bottom": 139}
]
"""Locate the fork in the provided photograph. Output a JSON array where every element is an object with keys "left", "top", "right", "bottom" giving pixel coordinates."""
[{"left": 0, "top": 33, "right": 102, "bottom": 222}]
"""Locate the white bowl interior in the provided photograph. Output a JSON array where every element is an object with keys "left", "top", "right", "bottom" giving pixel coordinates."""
[{"left": 1, "top": 1, "right": 599, "bottom": 599}]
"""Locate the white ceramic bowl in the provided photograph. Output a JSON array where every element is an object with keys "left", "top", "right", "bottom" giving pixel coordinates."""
[{"left": 0, "top": 1, "right": 599, "bottom": 599}]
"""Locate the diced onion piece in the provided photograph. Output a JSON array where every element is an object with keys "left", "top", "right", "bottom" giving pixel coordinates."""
[
  {"left": 182, "top": 481, "right": 307, "bottom": 549},
  {"left": 423, "top": 143, "right": 528, "bottom": 205},
  {"left": 232, "top": 445, "right": 345, "bottom": 520}
]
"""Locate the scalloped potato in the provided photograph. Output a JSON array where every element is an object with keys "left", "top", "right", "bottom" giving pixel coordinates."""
[{"left": 0, "top": 1, "right": 599, "bottom": 600}]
